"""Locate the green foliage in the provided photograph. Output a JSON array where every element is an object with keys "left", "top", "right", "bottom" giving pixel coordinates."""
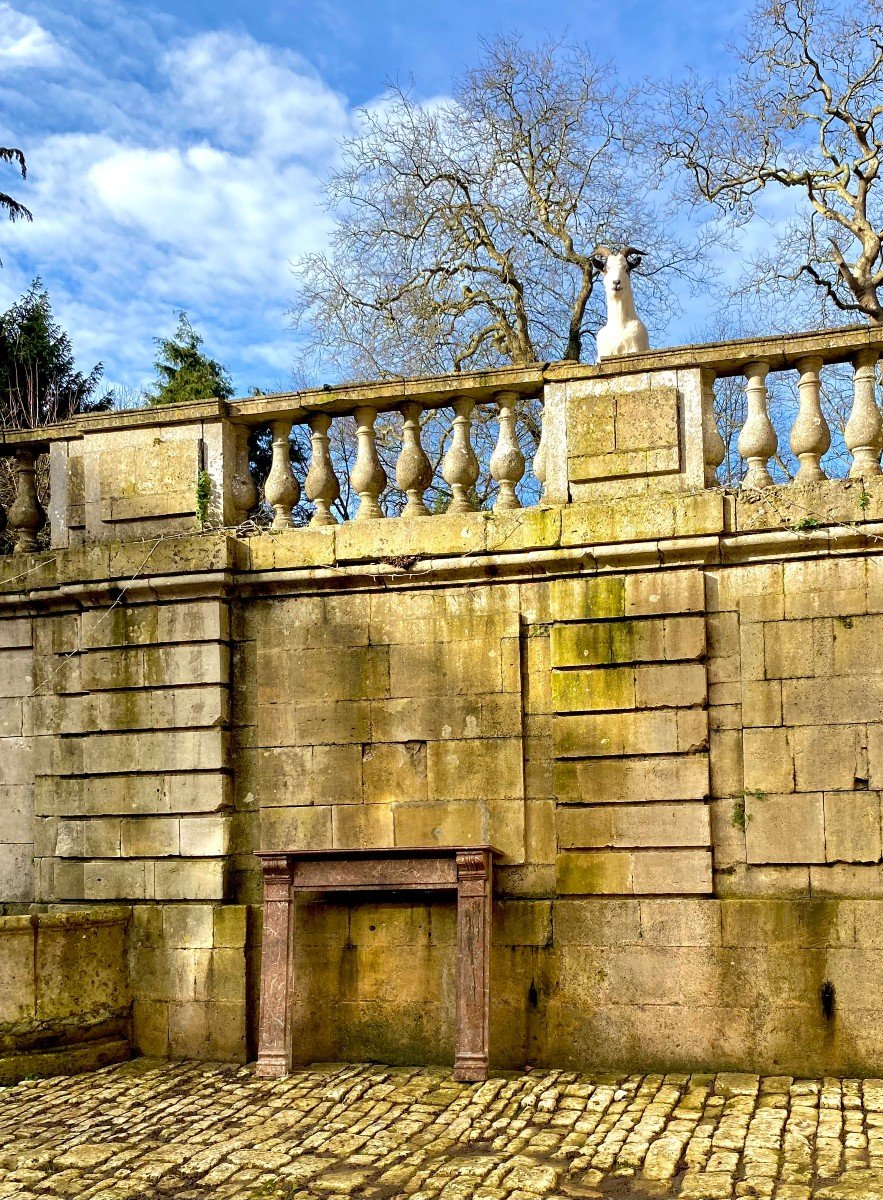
[
  {"left": 792, "top": 516, "right": 820, "bottom": 531},
  {"left": 0, "top": 145, "right": 32, "bottom": 239},
  {"left": 146, "top": 311, "right": 234, "bottom": 407},
  {"left": 195, "top": 470, "right": 211, "bottom": 527},
  {"left": 859, "top": 490, "right": 872, "bottom": 511},
  {"left": 0, "top": 278, "right": 110, "bottom": 429},
  {"left": 731, "top": 797, "right": 748, "bottom": 831}
]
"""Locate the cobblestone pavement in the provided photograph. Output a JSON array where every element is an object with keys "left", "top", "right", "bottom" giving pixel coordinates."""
[{"left": 3, "top": 1061, "right": 883, "bottom": 1200}]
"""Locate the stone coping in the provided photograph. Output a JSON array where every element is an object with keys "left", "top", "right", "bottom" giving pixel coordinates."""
[
  {"left": 0, "top": 907, "right": 131, "bottom": 931},
  {"left": 1, "top": 478, "right": 881, "bottom": 604}
]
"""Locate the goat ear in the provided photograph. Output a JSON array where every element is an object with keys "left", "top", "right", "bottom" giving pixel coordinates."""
[{"left": 591, "top": 246, "right": 611, "bottom": 273}]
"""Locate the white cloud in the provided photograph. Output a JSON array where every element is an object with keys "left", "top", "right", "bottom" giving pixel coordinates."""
[
  {"left": 0, "top": 16, "right": 358, "bottom": 394},
  {"left": 0, "top": 4, "right": 61, "bottom": 71},
  {"left": 163, "top": 31, "right": 351, "bottom": 161}
]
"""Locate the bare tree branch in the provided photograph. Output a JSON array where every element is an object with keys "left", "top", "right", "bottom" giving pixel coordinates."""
[
  {"left": 291, "top": 34, "right": 708, "bottom": 383},
  {"left": 661, "top": 0, "right": 883, "bottom": 325}
]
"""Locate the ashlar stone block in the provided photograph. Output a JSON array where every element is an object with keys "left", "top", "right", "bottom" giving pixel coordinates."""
[
  {"left": 163, "top": 904, "right": 215, "bottom": 949},
  {"left": 551, "top": 667, "right": 636, "bottom": 713},
  {"left": 784, "top": 558, "right": 867, "bottom": 619},
  {"left": 556, "top": 849, "right": 633, "bottom": 894},
  {"left": 332, "top": 803, "right": 394, "bottom": 849},
  {"left": 259, "top": 805, "right": 332, "bottom": 853},
  {"left": 556, "top": 802, "right": 710, "bottom": 849},
  {"left": 741, "top": 680, "right": 782, "bottom": 728},
  {"left": 120, "top": 817, "right": 178, "bottom": 858},
  {"left": 832, "top": 613, "right": 883, "bottom": 676},
  {"left": 551, "top": 619, "right": 664, "bottom": 669},
  {"left": 393, "top": 799, "right": 485, "bottom": 847},
  {"left": 554, "top": 753, "right": 709, "bottom": 804},
  {"left": 0, "top": 649, "right": 34, "bottom": 698},
  {"left": 634, "top": 663, "right": 707, "bottom": 709},
  {"left": 83, "top": 859, "right": 149, "bottom": 901},
  {"left": 743, "top": 728, "right": 795, "bottom": 795},
  {"left": 256, "top": 701, "right": 370, "bottom": 748},
  {"left": 553, "top": 710, "right": 680, "bottom": 758},
  {"left": 153, "top": 859, "right": 226, "bottom": 901},
  {"left": 624, "top": 571, "right": 705, "bottom": 617},
  {"left": 631, "top": 848, "right": 713, "bottom": 894},
  {"left": 765, "top": 618, "right": 834, "bottom": 680},
  {"left": 782, "top": 675, "right": 883, "bottom": 727},
  {"left": 362, "top": 742, "right": 427, "bottom": 805},
  {"left": 792, "top": 725, "right": 864, "bottom": 792},
  {"left": 426, "top": 738, "right": 523, "bottom": 801},
  {"left": 745, "top": 792, "right": 825, "bottom": 864},
  {"left": 179, "top": 816, "right": 229, "bottom": 857},
  {"left": 388, "top": 638, "right": 506, "bottom": 699},
  {"left": 550, "top": 576, "right": 626, "bottom": 622},
  {"left": 0, "top": 618, "right": 31, "bottom": 650},
  {"left": 250, "top": 744, "right": 362, "bottom": 808},
  {"left": 258, "top": 645, "right": 388, "bottom": 706},
  {"left": 824, "top": 791, "right": 882, "bottom": 863},
  {"left": 0, "top": 918, "right": 35, "bottom": 1023}
]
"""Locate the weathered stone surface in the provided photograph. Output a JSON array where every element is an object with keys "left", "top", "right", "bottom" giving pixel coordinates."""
[
  {"left": 554, "top": 753, "right": 709, "bottom": 803},
  {"left": 4, "top": 1058, "right": 882, "bottom": 1200},
  {"left": 556, "top": 802, "right": 711, "bottom": 849}
]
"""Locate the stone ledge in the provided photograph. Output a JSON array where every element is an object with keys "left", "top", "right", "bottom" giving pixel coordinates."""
[{"left": 0, "top": 1035, "right": 130, "bottom": 1085}]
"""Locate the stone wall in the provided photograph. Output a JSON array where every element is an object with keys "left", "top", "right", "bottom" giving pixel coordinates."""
[
  {"left": 4, "top": 364, "right": 883, "bottom": 1076},
  {"left": 282, "top": 895, "right": 883, "bottom": 1077},
  {"left": 128, "top": 902, "right": 250, "bottom": 1062},
  {"left": 0, "top": 903, "right": 250, "bottom": 1080},
  {"left": 0, "top": 615, "right": 34, "bottom": 903},
  {"left": 0, "top": 908, "right": 130, "bottom": 1082},
  {"left": 25, "top": 559, "right": 233, "bottom": 906}
]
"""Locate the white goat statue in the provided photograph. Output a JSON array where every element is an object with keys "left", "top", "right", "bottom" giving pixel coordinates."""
[{"left": 592, "top": 246, "right": 650, "bottom": 359}]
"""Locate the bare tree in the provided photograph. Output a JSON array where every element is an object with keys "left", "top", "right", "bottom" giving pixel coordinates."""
[
  {"left": 292, "top": 35, "right": 707, "bottom": 382},
  {"left": 663, "top": 0, "right": 883, "bottom": 326}
]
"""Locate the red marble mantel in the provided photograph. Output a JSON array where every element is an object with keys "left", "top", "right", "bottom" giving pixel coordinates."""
[{"left": 255, "top": 846, "right": 500, "bottom": 1083}]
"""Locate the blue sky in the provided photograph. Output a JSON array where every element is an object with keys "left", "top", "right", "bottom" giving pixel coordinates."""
[{"left": 0, "top": 0, "right": 751, "bottom": 398}]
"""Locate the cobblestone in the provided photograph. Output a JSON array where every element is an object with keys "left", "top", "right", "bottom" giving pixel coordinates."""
[{"left": 4, "top": 1062, "right": 883, "bottom": 1198}]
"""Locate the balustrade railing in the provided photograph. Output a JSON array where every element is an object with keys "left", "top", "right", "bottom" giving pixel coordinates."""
[
  {"left": 684, "top": 327, "right": 883, "bottom": 487},
  {"left": 227, "top": 384, "right": 543, "bottom": 530},
  {"left": 1, "top": 325, "right": 883, "bottom": 555}
]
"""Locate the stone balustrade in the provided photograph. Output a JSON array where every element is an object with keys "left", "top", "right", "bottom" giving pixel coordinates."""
[
  {"left": 231, "top": 383, "right": 541, "bottom": 532},
  {"left": 1, "top": 324, "right": 882, "bottom": 553}
]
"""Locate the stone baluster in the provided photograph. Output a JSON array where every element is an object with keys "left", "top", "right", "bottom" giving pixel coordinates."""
[
  {"left": 8, "top": 447, "right": 46, "bottom": 552},
  {"left": 396, "top": 403, "right": 432, "bottom": 517},
  {"left": 532, "top": 400, "right": 548, "bottom": 500},
  {"left": 351, "top": 406, "right": 386, "bottom": 519},
  {"left": 305, "top": 414, "right": 340, "bottom": 526},
  {"left": 700, "top": 370, "right": 726, "bottom": 485},
  {"left": 264, "top": 419, "right": 300, "bottom": 530},
  {"left": 845, "top": 348, "right": 883, "bottom": 477},
  {"left": 230, "top": 424, "right": 258, "bottom": 522},
  {"left": 441, "top": 397, "right": 479, "bottom": 514},
  {"left": 738, "top": 361, "right": 777, "bottom": 489},
  {"left": 490, "top": 390, "right": 525, "bottom": 511},
  {"left": 790, "top": 355, "right": 830, "bottom": 482}
]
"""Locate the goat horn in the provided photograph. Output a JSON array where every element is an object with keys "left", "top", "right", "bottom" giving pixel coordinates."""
[
  {"left": 621, "top": 246, "right": 645, "bottom": 257},
  {"left": 592, "top": 245, "right": 613, "bottom": 259}
]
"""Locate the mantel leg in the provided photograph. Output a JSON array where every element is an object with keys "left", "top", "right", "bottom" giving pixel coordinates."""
[
  {"left": 454, "top": 849, "right": 493, "bottom": 1082},
  {"left": 256, "top": 856, "right": 294, "bottom": 1078}
]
